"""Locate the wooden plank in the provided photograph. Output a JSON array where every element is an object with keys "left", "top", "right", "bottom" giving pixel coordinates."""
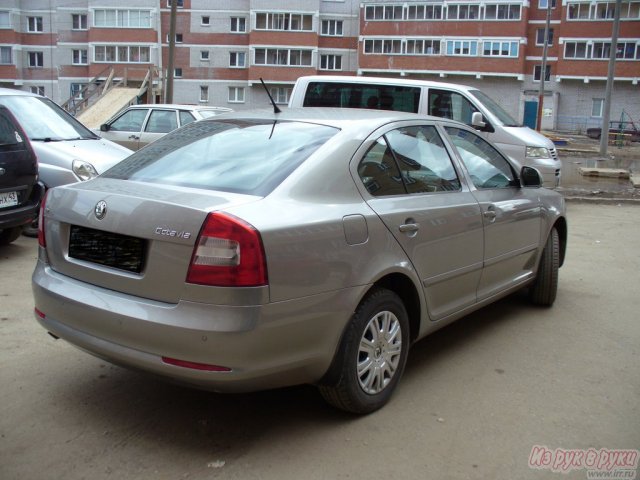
[{"left": 578, "top": 167, "right": 630, "bottom": 179}]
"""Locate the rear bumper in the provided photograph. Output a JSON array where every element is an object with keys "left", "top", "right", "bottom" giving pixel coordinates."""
[
  {"left": 0, "top": 181, "right": 44, "bottom": 230},
  {"left": 32, "top": 260, "right": 364, "bottom": 393}
]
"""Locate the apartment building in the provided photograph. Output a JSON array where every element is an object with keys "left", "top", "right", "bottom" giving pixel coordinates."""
[{"left": 0, "top": 0, "right": 637, "bottom": 133}]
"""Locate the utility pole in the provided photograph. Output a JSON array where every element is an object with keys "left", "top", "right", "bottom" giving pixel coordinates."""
[
  {"left": 536, "top": 0, "right": 552, "bottom": 131},
  {"left": 165, "top": 0, "right": 178, "bottom": 103},
  {"left": 599, "top": 0, "right": 622, "bottom": 155}
]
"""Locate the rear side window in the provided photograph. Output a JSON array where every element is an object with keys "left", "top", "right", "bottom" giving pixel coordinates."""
[
  {"left": 0, "top": 110, "right": 25, "bottom": 148},
  {"left": 358, "top": 125, "right": 460, "bottom": 196},
  {"left": 303, "top": 82, "right": 420, "bottom": 113},
  {"left": 104, "top": 119, "right": 338, "bottom": 196}
]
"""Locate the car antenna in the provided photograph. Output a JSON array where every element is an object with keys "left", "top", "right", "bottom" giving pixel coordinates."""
[{"left": 260, "top": 78, "right": 281, "bottom": 114}]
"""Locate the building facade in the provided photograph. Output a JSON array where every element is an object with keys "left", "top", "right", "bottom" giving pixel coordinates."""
[{"left": 0, "top": 0, "right": 638, "bottom": 133}]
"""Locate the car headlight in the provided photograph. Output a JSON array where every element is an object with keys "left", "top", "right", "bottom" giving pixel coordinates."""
[
  {"left": 72, "top": 159, "right": 99, "bottom": 181},
  {"left": 525, "top": 146, "right": 551, "bottom": 159}
]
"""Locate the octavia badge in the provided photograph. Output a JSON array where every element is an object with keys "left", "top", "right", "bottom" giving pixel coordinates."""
[{"left": 94, "top": 200, "right": 107, "bottom": 220}]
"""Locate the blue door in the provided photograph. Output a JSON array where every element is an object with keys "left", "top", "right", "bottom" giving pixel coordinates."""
[{"left": 523, "top": 101, "right": 538, "bottom": 129}]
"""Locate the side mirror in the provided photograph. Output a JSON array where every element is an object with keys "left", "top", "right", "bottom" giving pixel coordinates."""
[
  {"left": 471, "top": 111, "right": 485, "bottom": 129},
  {"left": 100, "top": 124, "right": 110, "bottom": 132},
  {"left": 521, "top": 166, "right": 542, "bottom": 188}
]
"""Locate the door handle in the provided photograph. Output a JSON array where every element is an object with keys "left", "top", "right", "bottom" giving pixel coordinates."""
[
  {"left": 399, "top": 223, "right": 419, "bottom": 233},
  {"left": 128, "top": 135, "right": 140, "bottom": 140},
  {"left": 483, "top": 206, "right": 497, "bottom": 221}
]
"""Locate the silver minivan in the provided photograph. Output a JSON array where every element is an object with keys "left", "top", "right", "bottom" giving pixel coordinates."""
[
  {"left": 0, "top": 88, "right": 132, "bottom": 190},
  {"left": 289, "top": 75, "right": 561, "bottom": 188}
]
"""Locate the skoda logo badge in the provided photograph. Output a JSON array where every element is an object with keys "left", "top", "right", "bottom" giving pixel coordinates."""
[{"left": 94, "top": 200, "right": 107, "bottom": 220}]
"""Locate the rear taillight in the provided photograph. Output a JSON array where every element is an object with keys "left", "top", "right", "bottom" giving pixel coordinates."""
[
  {"left": 37, "top": 190, "right": 48, "bottom": 248},
  {"left": 186, "top": 212, "right": 267, "bottom": 287}
]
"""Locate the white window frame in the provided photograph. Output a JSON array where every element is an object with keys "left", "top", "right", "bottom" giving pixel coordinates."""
[
  {"left": 0, "top": 46, "right": 12, "bottom": 64},
  {"left": 406, "top": 5, "right": 443, "bottom": 20},
  {"left": 446, "top": 4, "right": 481, "bottom": 20},
  {"left": 533, "top": 64, "right": 551, "bottom": 81},
  {"left": 229, "top": 51, "right": 246, "bottom": 68},
  {"left": 93, "top": 9, "right": 152, "bottom": 28},
  {"left": 482, "top": 40, "right": 519, "bottom": 58},
  {"left": 446, "top": 40, "right": 479, "bottom": 56},
  {"left": 270, "top": 87, "right": 292, "bottom": 104},
  {"left": 27, "top": 16, "right": 43, "bottom": 33},
  {"left": 405, "top": 39, "right": 441, "bottom": 55},
  {"left": 539, "top": 0, "right": 557, "bottom": 9},
  {"left": 364, "top": 5, "right": 403, "bottom": 21},
  {"left": 174, "top": 68, "right": 182, "bottom": 78},
  {"left": 536, "top": 28, "right": 554, "bottom": 46},
  {"left": 0, "top": 11, "right": 10, "bottom": 29},
  {"left": 591, "top": 98, "right": 604, "bottom": 117},
  {"left": 320, "top": 54, "right": 343, "bottom": 70},
  {"left": 228, "top": 86, "right": 245, "bottom": 103},
  {"left": 30, "top": 86, "right": 45, "bottom": 96},
  {"left": 72, "top": 49, "right": 88, "bottom": 65},
  {"left": 253, "top": 48, "right": 313, "bottom": 66},
  {"left": 167, "top": 0, "right": 184, "bottom": 8},
  {"left": 230, "top": 17, "right": 247, "bottom": 33},
  {"left": 200, "top": 50, "right": 209, "bottom": 61},
  {"left": 199, "top": 85, "right": 209, "bottom": 102},
  {"left": 201, "top": 16, "right": 210, "bottom": 26},
  {"left": 28, "top": 51, "right": 44, "bottom": 68},
  {"left": 484, "top": 4, "right": 522, "bottom": 20},
  {"left": 321, "top": 19, "right": 343, "bottom": 36},
  {"left": 72, "top": 14, "right": 88, "bottom": 30},
  {"left": 94, "top": 45, "right": 150, "bottom": 63},
  {"left": 70, "top": 83, "right": 86, "bottom": 99},
  {"left": 255, "top": 12, "right": 313, "bottom": 32},
  {"left": 363, "top": 39, "right": 403, "bottom": 54}
]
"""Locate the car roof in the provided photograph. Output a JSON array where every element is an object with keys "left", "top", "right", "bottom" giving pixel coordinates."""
[
  {"left": 125, "top": 104, "right": 230, "bottom": 111},
  {"left": 295, "top": 75, "right": 476, "bottom": 93},
  {"left": 0, "top": 87, "right": 40, "bottom": 98},
  {"left": 202, "top": 107, "right": 446, "bottom": 131}
]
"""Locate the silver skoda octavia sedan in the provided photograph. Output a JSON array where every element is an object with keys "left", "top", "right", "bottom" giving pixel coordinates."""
[{"left": 33, "top": 108, "right": 567, "bottom": 414}]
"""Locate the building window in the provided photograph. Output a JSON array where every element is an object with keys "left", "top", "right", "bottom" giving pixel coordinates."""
[
  {"left": 27, "top": 16, "right": 43, "bottom": 33},
  {"left": 270, "top": 87, "right": 292, "bottom": 104},
  {"left": 534, "top": 65, "right": 551, "bottom": 81},
  {"left": 229, "top": 51, "right": 246, "bottom": 67},
  {"left": 94, "top": 45, "right": 150, "bottom": 63},
  {"left": 167, "top": 0, "right": 184, "bottom": 7},
  {"left": 228, "top": 87, "right": 245, "bottom": 103},
  {"left": 446, "top": 4, "right": 480, "bottom": 20},
  {"left": 482, "top": 41, "right": 518, "bottom": 57},
  {"left": 406, "top": 5, "right": 443, "bottom": 20},
  {"left": 567, "top": 3, "right": 591, "bottom": 19},
  {"left": 254, "top": 48, "right": 313, "bottom": 66},
  {"left": 406, "top": 39, "right": 441, "bottom": 55},
  {"left": 72, "top": 49, "right": 88, "bottom": 65},
  {"left": 28, "top": 51, "right": 44, "bottom": 68},
  {"left": 0, "top": 46, "right": 11, "bottom": 64},
  {"left": 539, "top": 0, "right": 557, "bottom": 8},
  {"left": 201, "top": 16, "right": 210, "bottom": 26},
  {"left": 231, "top": 17, "right": 246, "bottom": 33},
  {"left": 446, "top": 40, "right": 478, "bottom": 56},
  {"left": 200, "top": 50, "right": 209, "bottom": 61},
  {"left": 591, "top": 99, "right": 604, "bottom": 117},
  {"left": 363, "top": 39, "right": 402, "bottom": 54},
  {"left": 30, "top": 86, "right": 45, "bottom": 96},
  {"left": 72, "top": 14, "right": 88, "bottom": 30},
  {"left": 321, "top": 20, "right": 343, "bottom": 36},
  {"left": 70, "top": 83, "right": 86, "bottom": 99},
  {"left": 94, "top": 9, "right": 152, "bottom": 28},
  {"left": 536, "top": 28, "right": 554, "bottom": 46},
  {"left": 484, "top": 4, "right": 521, "bottom": 20},
  {"left": 320, "top": 54, "right": 342, "bottom": 70},
  {"left": 364, "top": 5, "right": 403, "bottom": 20},
  {"left": 174, "top": 68, "right": 182, "bottom": 78},
  {"left": 595, "top": 2, "right": 616, "bottom": 19},
  {"left": 0, "top": 11, "right": 10, "bottom": 29},
  {"left": 564, "top": 41, "right": 590, "bottom": 59},
  {"left": 255, "top": 13, "right": 313, "bottom": 31},
  {"left": 199, "top": 86, "right": 209, "bottom": 102},
  {"left": 167, "top": 34, "right": 183, "bottom": 43}
]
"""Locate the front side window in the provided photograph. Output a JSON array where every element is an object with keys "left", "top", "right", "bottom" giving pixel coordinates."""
[
  {"left": 103, "top": 120, "right": 339, "bottom": 196},
  {"left": 445, "top": 127, "right": 515, "bottom": 189},
  {"left": 358, "top": 125, "right": 460, "bottom": 196},
  {"left": 428, "top": 89, "right": 479, "bottom": 124},
  {"left": 72, "top": 14, "right": 87, "bottom": 30},
  {"left": 28, "top": 16, "right": 43, "bottom": 33},
  {"left": 109, "top": 108, "right": 149, "bottom": 132}
]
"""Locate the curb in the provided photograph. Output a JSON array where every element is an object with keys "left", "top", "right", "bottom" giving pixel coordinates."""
[{"left": 562, "top": 195, "right": 640, "bottom": 204}]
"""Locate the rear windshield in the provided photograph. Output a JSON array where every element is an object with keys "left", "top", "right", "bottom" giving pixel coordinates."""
[
  {"left": 303, "top": 82, "right": 420, "bottom": 113},
  {"left": 103, "top": 119, "right": 338, "bottom": 196}
]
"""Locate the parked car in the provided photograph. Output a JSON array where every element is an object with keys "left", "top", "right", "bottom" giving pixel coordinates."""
[
  {"left": 95, "top": 104, "right": 233, "bottom": 150},
  {"left": 33, "top": 108, "right": 567, "bottom": 414},
  {"left": 0, "top": 106, "right": 44, "bottom": 245},
  {"left": 0, "top": 88, "right": 132, "bottom": 190},
  {"left": 289, "top": 75, "right": 562, "bottom": 188}
]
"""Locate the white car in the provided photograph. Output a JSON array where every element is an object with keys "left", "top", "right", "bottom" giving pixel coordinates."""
[{"left": 96, "top": 104, "right": 233, "bottom": 150}]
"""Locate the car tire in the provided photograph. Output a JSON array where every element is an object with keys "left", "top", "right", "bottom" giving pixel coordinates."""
[
  {"left": 21, "top": 218, "right": 39, "bottom": 238},
  {"left": 529, "top": 227, "right": 560, "bottom": 307},
  {"left": 0, "top": 227, "right": 22, "bottom": 245},
  {"left": 319, "top": 287, "right": 409, "bottom": 414}
]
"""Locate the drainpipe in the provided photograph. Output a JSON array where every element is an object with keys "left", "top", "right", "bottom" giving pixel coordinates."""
[
  {"left": 599, "top": 0, "right": 622, "bottom": 156},
  {"left": 536, "top": 1, "right": 551, "bottom": 131},
  {"left": 165, "top": 0, "right": 177, "bottom": 103}
]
